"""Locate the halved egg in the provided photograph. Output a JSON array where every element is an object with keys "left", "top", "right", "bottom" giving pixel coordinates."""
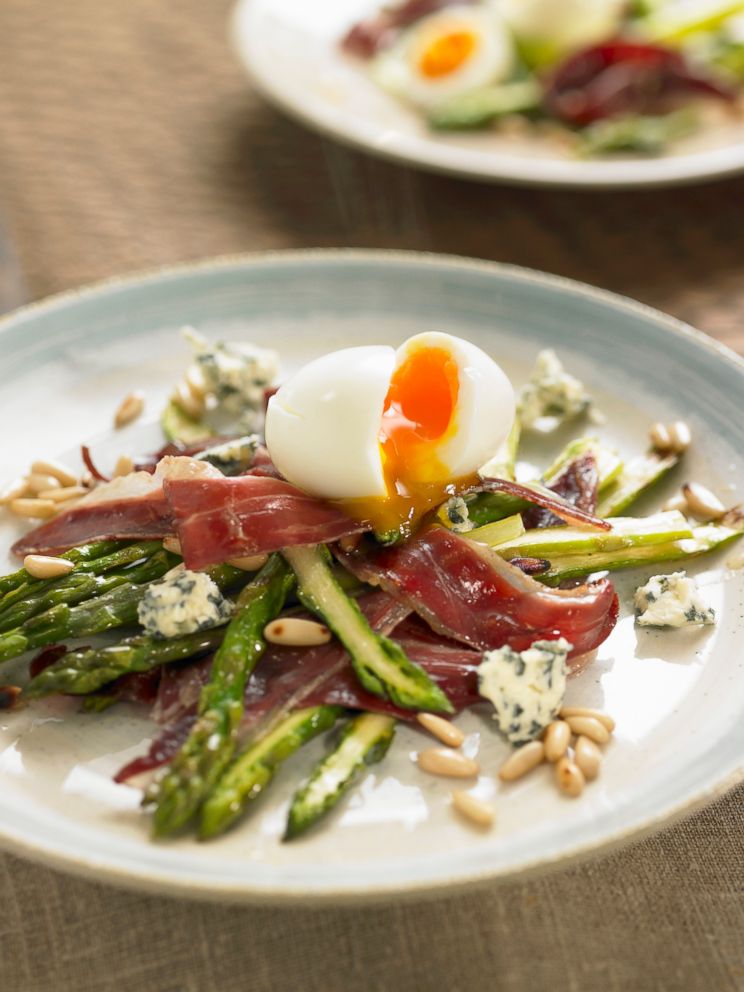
[
  {"left": 373, "top": 7, "right": 515, "bottom": 110},
  {"left": 265, "top": 332, "right": 515, "bottom": 534}
]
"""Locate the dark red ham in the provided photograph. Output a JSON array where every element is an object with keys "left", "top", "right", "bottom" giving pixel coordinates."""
[
  {"left": 465, "top": 476, "right": 610, "bottom": 531},
  {"left": 165, "top": 475, "right": 371, "bottom": 570},
  {"left": 523, "top": 452, "right": 599, "bottom": 529},
  {"left": 11, "top": 493, "right": 172, "bottom": 557},
  {"left": 545, "top": 41, "right": 734, "bottom": 126},
  {"left": 338, "top": 527, "right": 618, "bottom": 658},
  {"left": 342, "top": 0, "right": 469, "bottom": 59}
]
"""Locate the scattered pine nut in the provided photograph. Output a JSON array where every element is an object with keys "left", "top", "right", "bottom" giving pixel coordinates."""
[
  {"left": 39, "top": 485, "right": 88, "bottom": 503},
  {"left": 227, "top": 554, "right": 269, "bottom": 572},
  {"left": 498, "top": 740, "right": 545, "bottom": 782},
  {"left": 682, "top": 482, "right": 726, "bottom": 522},
  {"left": 564, "top": 715, "right": 611, "bottom": 745},
  {"left": 0, "top": 685, "right": 21, "bottom": 710},
  {"left": 543, "top": 720, "right": 571, "bottom": 763},
  {"left": 173, "top": 381, "right": 205, "bottom": 421},
  {"left": 662, "top": 493, "right": 688, "bottom": 514},
  {"left": 559, "top": 707, "right": 615, "bottom": 733},
  {"left": 31, "top": 459, "right": 78, "bottom": 487},
  {"left": 451, "top": 790, "right": 494, "bottom": 828},
  {"left": 417, "top": 712, "right": 465, "bottom": 748},
  {"left": 10, "top": 498, "right": 57, "bottom": 519},
  {"left": 417, "top": 747, "right": 479, "bottom": 779},
  {"left": 669, "top": 421, "right": 691, "bottom": 452},
  {"left": 162, "top": 536, "right": 183, "bottom": 555},
  {"left": 113, "top": 454, "right": 134, "bottom": 477},
  {"left": 574, "top": 736, "right": 602, "bottom": 781},
  {"left": 26, "top": 473, "right": 60, "bottom": 495},
  {"left": 555, "top": 757, "right": 585, "bottom": 797},
  {"left": 114, "top": 391, "right": 145, "bottom": 429},
  {"left": 0, "top": 477, "right": 30, "bottom": 505},
  {"left": 649, "top": 422, "right": 672, "bottom": 453},
  {"left": 264, "top": 617, "right": 332, "bottom": 647},
  {"left": 23, "top": 554, "right": 75, "bottom": 579},
  {"left": 185, "top": 365, "right": 208, "bottom": 401}
]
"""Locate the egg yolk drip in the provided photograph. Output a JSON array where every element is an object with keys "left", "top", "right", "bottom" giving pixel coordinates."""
[
  {"left": 419, "top": 30, "right": 477, "bottom": 79},
  {"left": 341, "top": 346, "right": 477, "bottom": 536}
]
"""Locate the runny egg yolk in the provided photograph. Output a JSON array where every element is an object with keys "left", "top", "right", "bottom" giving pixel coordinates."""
[
  {"left": 419, "top": 30, "right": 477, "bottom": 79},
  {"left": 340, "top": 346, "right": 477, "bottom": 536}
]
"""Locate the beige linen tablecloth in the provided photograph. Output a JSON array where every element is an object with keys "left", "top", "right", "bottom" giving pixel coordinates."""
[{"left": 0, "top": 3, "right": 742, "bottom": 990}]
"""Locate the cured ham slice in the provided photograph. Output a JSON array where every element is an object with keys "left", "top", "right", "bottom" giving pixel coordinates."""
[
  {"left": 523, "top": 452, "right": 599, "bottom": 529},
  {"left": 166, "top": 475, "right": 371, "bottom": 570},
  {"left": 338, "top": 527, "right": 618, "bottom": 658},
  {"left": 11, "top": 456, "right": 220, "bottom": 557},
  {"left": 466, "top": 475, "right": 610, "bottom": 531}
]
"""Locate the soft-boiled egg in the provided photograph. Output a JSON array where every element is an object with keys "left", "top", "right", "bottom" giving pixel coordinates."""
[
  {"left": 265, "top": 332, "right": 515, "bottom": 534},
  {"left": 373, "top": 7, "right": 514, "bottom": 110}
]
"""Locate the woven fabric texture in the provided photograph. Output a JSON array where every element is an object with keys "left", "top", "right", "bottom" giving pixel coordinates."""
[{"left": 0, "top": 3, "right": 742, "bottom": 991}]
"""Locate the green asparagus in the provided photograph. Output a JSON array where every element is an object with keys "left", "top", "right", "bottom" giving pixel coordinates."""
[
  {"left": 0, "top": 539, "right": 124, "bottom": 606},
  {"left": 285, "top": 713, "right": 395, "bottom": 840},
  {"left": 283, "top": 545, "right": 453, "bottom": 714},
  {"left": 199, "top": 705, "right": 343, "bottom": 840},
  {"left": 149, "top": 555, "right": 295, "bottom": 836},
  {"left": 466, "top": 513, "right": 525, "bottom": 548},
  {"left": 0, "top": 557, "right": 239, "bottom": 665},
  {"left": 24, "top": 625, "right": 228, "bottom": 699},
  {"left": 542, "top": 437, "right": 623, "bottom": 492},
  {"left": 428, "top": 80, "right": 542, "bottom": 130},
  {"left": 596, "top": 452, "right": 679, "bottom": 517}
]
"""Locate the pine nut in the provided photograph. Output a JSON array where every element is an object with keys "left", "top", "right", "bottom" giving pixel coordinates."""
[
  {"left": 559, "top": 707, "right": 615, "bottom": 733},
  {"left": 555, "top": 756, "right": 585, "bottom": 797},
  {"left": 0, "top": 477, "right": 30, "bottom": 504},
  {"left": 649, "top": 422, "right": 672, "bottom": 452},
  {"left": 498, "top": 740, "right": 545, "bottom": 782},
  {"left": 39, "top": 485, "right": 88, "bottom": 503},
  {"left": 23, "top": 554, "right": 75, "bottom": 579},
  {"left": 564, "top": 715, "right": 610, "bottom": 745},
  {"left": 417, "top": 747, "right": 479, "bottom": 778},
  {"left": 162, "top": 536, "right": 183, "bottom": 555},
  {"left": 185, "top": 364, "right": 208, "bottom": 401},
  {"left": 682, "top": 482, "right": 726, "bottom": 522},
  {"left": 264, "top": 617, "right": 332, "bottom": 647},
  {"left": 227, "top": 554, "right": 269, "bottom": 571},
  {"left": 10, "top": 498, "right": 57, "bottom": 519},
  {"left": 544, "top": 720, "right": 571, "bottom": 763},
  {"left": 31, "top": 459, "right": 79, "bottom": 487},
  {"left": 26, "top": 473, "right": 61, "bottom": 495},
  {"left": 113, "top": 454, "right": 134, "bottom": 477},
  {"left": 417, "top": 712, "right": 465, "bottom": 748},
  {"left": 173, "top": 381, "right": 205, "bottom": 421},
  {"left": 574, "top": 736, "right": 602, "bottom": 781},
  {"left": 451, "top": 790, "right": 494, "bottom": 828},
  {"left": 669, "top": 421, "right": 691, "bottom": 453},
  {"left": 662, "top": 493, "right": 688, "bottom": 514},
  {"left": 114, "top": 391, "right": 145, "bottom": 429}
]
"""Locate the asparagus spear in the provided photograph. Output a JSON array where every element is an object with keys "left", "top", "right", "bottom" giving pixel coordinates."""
[
  {"left": 0, "top": 557, "right": 238, "bottom": 665},
  {"left": 283, "top": 545, "right": 453, "bottom": 714},
  {"left": 24, "top": 626, "right": 228, "bottom": 699},
  {"left": 0, "top": 550, "right": 168, "bottom": 633},
  {"left": 542, "top": 437, "right": 623, "bottom": 491},
  {"left": 537, "top": 517, "right": 743, "bottom": 585},
  {"left": 199, "top": 705, "right": 343, "bottom": 840},
  {"left": 466, "top": 513, "right": 525, "bottom": 548},
  {"left": 0, "top": 539, "right": 125, "bottom": 606},
  {"left": 489, "top": 511, "right": 692, "bottom": 560},
  {"left": 285, "top": 713, "right": 395, "bottom": 840},
  {"left": 0, "top": 540, "right": 162, "bottom": 618},
  {"left": 596, "top": 452, "right": 679, "bottom": 517},
  {"left": 148, "top": 555, "right": 295, "bottom": 836}
]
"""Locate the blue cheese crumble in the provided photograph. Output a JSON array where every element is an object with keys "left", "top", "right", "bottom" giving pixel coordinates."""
[
  {"left": 195, "top": 435, "right": 261, "bottom": 476},
  {"left": 184, "top": 328, "right": 278, "bottom": 432},
  {"left": 478, "top": 638, "right": 570, "bottom": 745},
  {"left": 634, "top": 571, "right": 715, "bottom": 628},
  {"left": 519, "top": 349, "right": 591, "bottom": 429},
  {"left": 437, "top": 495, "right": 474, "bottom": 534},
  {"left": 137, "top": 569, "right": 234, "bottom": 639}
]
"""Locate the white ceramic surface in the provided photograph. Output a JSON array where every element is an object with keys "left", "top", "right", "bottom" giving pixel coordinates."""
[
  {"left": 0, "top": 251, "right": 742, "bottom": 904},
  {"left": 231, "top": 0, "right": 744, "bottom": 189}
]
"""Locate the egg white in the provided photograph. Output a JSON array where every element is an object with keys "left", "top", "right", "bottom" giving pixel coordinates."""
[{"left": 373, "top": 6, "right": 515, "bottom": 110}]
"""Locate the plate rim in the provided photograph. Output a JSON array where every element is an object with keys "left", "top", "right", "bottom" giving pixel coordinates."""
[
  {"left": 0, "top": 247, "right": 743, "bottom": 904},
  {"left": 231, "top": 0, "right": 744, "bottom": 190}
]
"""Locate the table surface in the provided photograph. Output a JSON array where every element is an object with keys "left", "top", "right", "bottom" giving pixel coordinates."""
[{"left": 0, "top": 3, "right": 742, "bottom": 991}]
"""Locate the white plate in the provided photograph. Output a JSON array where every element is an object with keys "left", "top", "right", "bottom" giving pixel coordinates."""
[
  {"left": 231, "top": 0, "right": 744, "bottom": 189},
  {"left": 0, "top": 250, "right": 743, "bottom": 903}
]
